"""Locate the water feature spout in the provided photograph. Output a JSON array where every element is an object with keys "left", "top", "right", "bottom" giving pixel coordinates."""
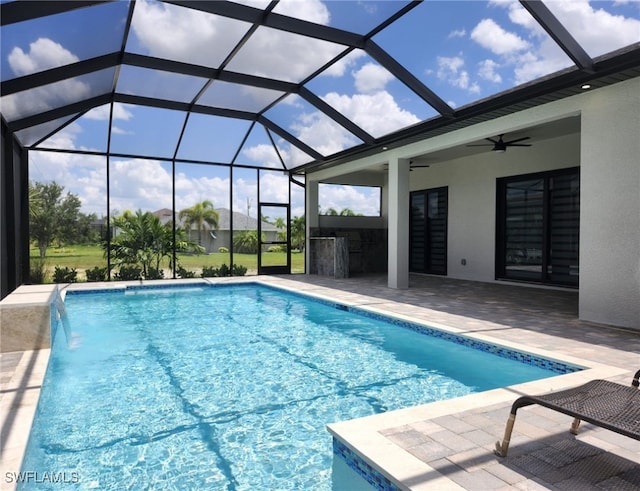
[{"left": 54, "top": 288, "right": 76, "bottom": 348}]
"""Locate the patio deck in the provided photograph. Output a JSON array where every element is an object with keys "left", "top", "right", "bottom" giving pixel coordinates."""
[{"left": 1, "top": 274, "right": 638, "bottom": 490}]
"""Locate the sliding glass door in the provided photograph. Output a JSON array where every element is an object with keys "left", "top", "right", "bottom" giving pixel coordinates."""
[
  {"left": 410, "top": 187, "right": 448, "bottom": 275},
  {"left": 496, "top": 168, "right": 579, "bottom": 286}
]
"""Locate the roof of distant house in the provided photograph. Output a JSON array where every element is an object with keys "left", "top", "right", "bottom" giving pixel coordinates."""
[{"left": 152, "top": 208, "right": 279, "bottom": 231}]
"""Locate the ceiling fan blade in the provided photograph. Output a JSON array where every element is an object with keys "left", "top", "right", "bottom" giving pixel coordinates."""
[
  {"left": 507, "top": 143, "right": 532, "bottom": 147},
  {"left": 466, "top": 144, "right": 493, "bottom": 147},
  {"left": 504, "top": 136, "right": 530, "bottom": 145}
]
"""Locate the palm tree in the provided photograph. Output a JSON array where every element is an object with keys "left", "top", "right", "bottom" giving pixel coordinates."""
[
  {"left": 28, "top": 181, "right": 44, "bottom": 220},
  {"left": 290, "top": 215, "right": 305, "bottom": 252},
  {"left": 178, "top": 200, "right": 219, "bottom": 251}
]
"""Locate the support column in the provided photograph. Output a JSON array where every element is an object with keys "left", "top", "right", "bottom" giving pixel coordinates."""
[
  {"left": 387, "top": 157, "right": 410, "bottom": 289},
  {"left": 305, "top": 180, "right": 319, "bottom": 274}
]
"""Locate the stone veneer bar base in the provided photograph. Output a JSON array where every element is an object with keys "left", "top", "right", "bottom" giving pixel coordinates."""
[{"left": 309, "top": 237, "right": 349, "bottom": 278}]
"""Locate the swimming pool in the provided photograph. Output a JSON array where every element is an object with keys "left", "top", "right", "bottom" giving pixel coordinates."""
[{"left": 21, "top": 282, "right": 580, "bottom": 490}]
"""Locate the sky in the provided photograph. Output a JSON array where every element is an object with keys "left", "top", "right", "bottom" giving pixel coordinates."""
[{"left": 2, "top": 0, "right": 639, "bottom": 221}]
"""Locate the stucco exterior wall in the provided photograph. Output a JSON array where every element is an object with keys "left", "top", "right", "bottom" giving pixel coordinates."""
[{"left": 579, "top": 78, "right": 640, "bottom": 329}]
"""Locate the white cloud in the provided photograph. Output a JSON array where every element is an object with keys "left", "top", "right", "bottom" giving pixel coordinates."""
[
  {"left": 273, "top": 0, "right": 330, "bottom": 24},
  {"left": 321, "top": 50, "right": 366, "bottom": 78},
  {"left": 291, "top": 110, "right": 358, "bottom": 155},
  {"left": 543, "top": 0, "right": 640, "bottom": 56},
  {"left": 84, "top": 104, "right": 134, "bottom": 122},
  {"left": 353, "top": 63, "right": 394, "bottom": 93},
  {"left": 231, "top": 178, "right": 258, "bottom": 217},
  {"left": 504, "top": 3, "right": 544, "bottom": 36},
  {"left": 241, "top": 143, "right": 282, "bottom": 168},
  {"left": 1, "top": 79, "right": 91, "bottom": 122},
  {"left": 42, "top": 123, "right": 82, "bottom": 149},
  {"left": 130, "top": 0, "right": 248, "bottom": 67},
  {"left": 438, "top": 55, "right": 464, "bottom": 74},
  {"left": 2, "top": 38, "right": 90, "bottom": 121},
  {"left": 228, "top": 27, "right": 345, "bottom": 82},
  {"left": 448, "top": 29, "right": 467, "bottom": 39},
  {"left": 8, "top": 38, "right": 79, "bottom": 76},
  {"left": 131, "top": 0, "right": 344, "bottom": 83},
  {"left": 110, "top": 126, "right": 131, "bottom": 136},
  {"left": 477, "top": 59, "right": 502, "bottom": 83},
  {"left": 436, "top": 56, "right": 481, "bottom": 94},
  {"left": 30, "top": 150, "right": 107, "bottom": 215},
  {"left": 256, "top": 172, "right": 289, "bottom": 204},
  {"left": 276, "top": 142, "right": 316, "bottom": 168},
  {"left": 471, "top": 18, "right": 531, "bottom": 55},
  {"left": 318, "top": 184, "right": 380, "bottom": 216},
  {"left": 323, "top": 91, "right": 420, "bottom": 138},
  {"left": 481, "top": 0, "right": 640, "bottom": 85},
  {"left": 174, "top": 171, "right": 231, "bottom": 211}
]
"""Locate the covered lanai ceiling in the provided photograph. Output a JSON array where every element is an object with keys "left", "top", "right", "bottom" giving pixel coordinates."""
[{"left": 2, "top": 0, "right": 639, "bottom": 175}]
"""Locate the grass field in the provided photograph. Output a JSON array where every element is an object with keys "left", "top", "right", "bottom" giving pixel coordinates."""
[{"left": 31, "top": 245, "right": 305, "bottom": 282}]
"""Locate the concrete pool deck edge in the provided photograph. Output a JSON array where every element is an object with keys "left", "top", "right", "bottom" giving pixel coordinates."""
[{"left": 0, "top": 277, "right": 635, "bottom": 491}]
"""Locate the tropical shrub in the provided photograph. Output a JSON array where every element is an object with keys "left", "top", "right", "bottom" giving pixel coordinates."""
[
  {"left": 201, "top": 265, "right": 218, "bottom": 278},
  {"left": 85, "top": 266, "right": 108, "bottom": 282},
  {"left": 114, "top": 265, "right": 142, "bottom": 281},
  {"left": 233, "top": 231, "right": 262, "bottom": 254},
  {"left": 218, "top": 246, "right": 229, "bottom": 253},
  {"left": 30, "top": 257, "right": 48, "bottom": 284},
  {"left": 107, "top": 210, "right": 200, "bottom": 278},
  {"left": 200, "top": 263, "right": 245, "bottom": 277},
  {"left": 146, "top": 268, "right": 164, "bottom": 280},
  {"left": 53, "top": 266, "right": 78, "bottom": 283},
  {"left": 177, "top": 266, "right": 196, "bottom": 278}
]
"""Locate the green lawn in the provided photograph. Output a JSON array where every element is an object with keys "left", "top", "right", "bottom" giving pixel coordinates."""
[{"left": 31, "top": 245, "right": 305, "bottom": 282}]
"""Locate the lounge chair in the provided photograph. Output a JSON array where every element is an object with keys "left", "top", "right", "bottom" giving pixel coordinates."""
[{"left": 495, "top": 369, "right": 640, "bottom": 457}]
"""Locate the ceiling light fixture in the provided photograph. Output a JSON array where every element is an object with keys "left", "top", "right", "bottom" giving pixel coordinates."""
[{"left": 581, "top": 84, "right": 591, "bottom": 90}]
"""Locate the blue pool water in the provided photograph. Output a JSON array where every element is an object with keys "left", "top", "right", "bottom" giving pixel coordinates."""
[{"left": 21, "top": 283, "right": 579, "bottom": 490}]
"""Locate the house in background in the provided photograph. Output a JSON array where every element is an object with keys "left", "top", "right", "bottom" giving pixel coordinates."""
[{"left": 152, "top": 208, "right": 281, "bottom": 254}]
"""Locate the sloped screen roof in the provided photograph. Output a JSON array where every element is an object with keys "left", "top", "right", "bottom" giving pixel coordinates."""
[{"left": 2, "top": 0, "right": 639, "bottom": 173}]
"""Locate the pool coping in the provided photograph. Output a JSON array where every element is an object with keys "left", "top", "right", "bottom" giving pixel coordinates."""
[{"left": 0, "top": 276, "right": 628, "bottom": 491}]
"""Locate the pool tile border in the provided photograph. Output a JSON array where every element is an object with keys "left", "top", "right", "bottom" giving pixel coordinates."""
[
  {"left": 344, "top": 308, "right": 582, "bottom": 374},
  {"left": 333, "top": 438, "right": 400, "bottom": 491}
]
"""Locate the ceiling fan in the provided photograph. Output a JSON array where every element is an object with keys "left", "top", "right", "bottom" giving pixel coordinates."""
[{"left": 467, "top": 134, "right": 532, "bottom": 153}]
